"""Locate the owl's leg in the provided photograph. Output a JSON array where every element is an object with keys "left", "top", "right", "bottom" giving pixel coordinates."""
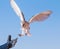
[
  {"left": 19, "top": 28, "right": 25, "bottom": 37},
  {"left": 25, "top": 29, "right": 31, "bottom": 36},
  {"left": 19, "top": 23, "right": 25, "bottom": 37}
]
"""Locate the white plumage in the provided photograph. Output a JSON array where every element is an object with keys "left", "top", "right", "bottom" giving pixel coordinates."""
[{"left": 10, "top": 0, "right": 52, "bottom": 37}]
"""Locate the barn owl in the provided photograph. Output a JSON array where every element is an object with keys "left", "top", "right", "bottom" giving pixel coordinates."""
[{"left": 10, "top": 0, "right": 52, "bottom": 37}]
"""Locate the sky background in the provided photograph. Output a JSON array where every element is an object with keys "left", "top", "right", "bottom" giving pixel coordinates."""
[{"left": 0, "top": 0, "right": 60, "bottom": 49}]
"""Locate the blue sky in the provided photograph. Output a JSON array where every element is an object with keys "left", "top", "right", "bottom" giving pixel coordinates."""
[{"left": 0, "top": 0, "right": 60, "bottom": 49}]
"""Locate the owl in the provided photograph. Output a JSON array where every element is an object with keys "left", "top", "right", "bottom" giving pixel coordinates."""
[{"left": 10, "top": 0, "right": 52, "bottom": 37}]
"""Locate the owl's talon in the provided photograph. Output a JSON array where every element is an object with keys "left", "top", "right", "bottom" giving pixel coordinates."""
[
  {"left": 18, "top": 34, "right": 24, "bottom": 37},
  {"left": 25, "top": 33, "right": 31, "bottom": 37}
]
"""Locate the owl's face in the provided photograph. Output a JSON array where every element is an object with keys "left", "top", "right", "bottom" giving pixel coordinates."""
[{"left": 22, "top": 21, "right": 30, "bottom": 30}]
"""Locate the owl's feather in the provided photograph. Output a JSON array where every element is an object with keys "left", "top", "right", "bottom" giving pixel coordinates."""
[
  {"left": 29, "top": 10, "right": 52, "bottom": 23},
  {"left": 10, "top": 0, "right": 25, "bottom": 22}
]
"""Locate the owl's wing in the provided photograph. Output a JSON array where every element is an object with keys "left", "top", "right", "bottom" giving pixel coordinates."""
[
  {"left": 10, "top": 0, "right": 25, "bottom": 22},
  {"left": 29, "top": 10, "right": 52, "bottom": 23}
]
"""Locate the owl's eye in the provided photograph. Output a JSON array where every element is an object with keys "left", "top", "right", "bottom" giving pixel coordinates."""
[
  {"left": 23, "top": 24, "right": 24, "bottom": 26},
  {"left": 23, "top": 24, "right": 25, "bottom": 27}
]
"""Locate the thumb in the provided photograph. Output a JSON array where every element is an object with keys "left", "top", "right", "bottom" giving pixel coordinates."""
[{"left": 7, "top": 35, "right": 11, "bottom": 42}]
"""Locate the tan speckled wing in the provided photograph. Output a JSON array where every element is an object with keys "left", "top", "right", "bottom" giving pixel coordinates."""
[{"left": 29, "top": 10, "right": 52, "bottom": 23}]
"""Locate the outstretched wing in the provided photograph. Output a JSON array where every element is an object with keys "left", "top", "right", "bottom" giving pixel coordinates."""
[
  {"left": 29, "top": 10, "right": 52, "bottom": 23},
  {"left": 10, "top": 0, "right": 25, "bottom": 22}
]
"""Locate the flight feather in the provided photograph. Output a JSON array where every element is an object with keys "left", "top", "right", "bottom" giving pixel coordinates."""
[
  {"left": 10, "top": 0, "right": 25, "bottom": 22},
  {"left": 29, "top": 10, "right": 52, "bottom": 23}
]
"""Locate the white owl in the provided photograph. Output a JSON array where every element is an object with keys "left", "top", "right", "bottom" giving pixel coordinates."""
[{"left": 10, "top": 0, "right": 52, "bottom": 37}]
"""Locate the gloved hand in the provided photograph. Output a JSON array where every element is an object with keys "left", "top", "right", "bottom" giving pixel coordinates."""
[{"left": 7, "top": 35, "right": 18, "bottom": 48}]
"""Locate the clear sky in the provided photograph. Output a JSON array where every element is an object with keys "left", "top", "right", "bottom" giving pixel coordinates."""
[{"left": 0, "top": 0, "right": 60, "bottom": 49}]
